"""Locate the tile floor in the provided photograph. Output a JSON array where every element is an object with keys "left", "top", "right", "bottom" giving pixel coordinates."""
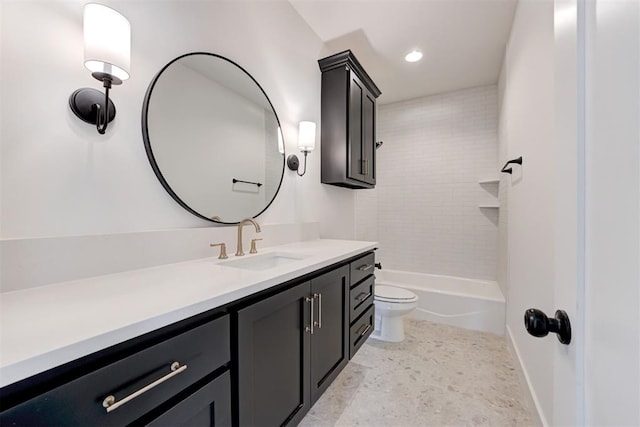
[{"left": 300, "top": 318, "right": 534, "bottom": 426}]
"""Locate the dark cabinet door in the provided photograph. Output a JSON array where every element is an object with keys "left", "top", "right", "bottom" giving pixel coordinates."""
[
  {"left": 347, "top": 72, "right": 376, "bottom": 186},
  {"left": 319, "top": 50, "right": 380, "bottom": 189},
  {"left": 309, "top": 266, "right": 349, "bottom": 404},
  {"left": 348, "top": 72, "right": 366, "bottom": 183},
  {"left": 145, "top": 371, "right": 231, "bottom": 427},
  {"left": 362, "top": 91, "right": 376, "bottom": 186},
  {"left": 237, "top": 283, "right": 311, "bottom": 427}
]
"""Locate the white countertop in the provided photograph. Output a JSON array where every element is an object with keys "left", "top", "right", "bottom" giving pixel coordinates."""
[{"left": 0, "top": 239, "right": 377, "bottom": 388}]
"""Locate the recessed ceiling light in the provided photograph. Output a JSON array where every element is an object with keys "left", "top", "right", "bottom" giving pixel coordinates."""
[{"left": 405, "top": 50, "right": 423, "bottom": 63}]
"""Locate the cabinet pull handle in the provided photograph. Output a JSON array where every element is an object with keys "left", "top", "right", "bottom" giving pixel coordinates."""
[
  {"left": 357, "top": 264, "right": 374, "bottom": 272},
  {"left": 306, "top": 296, "right": 314, "bottom": 335},
  {"left": 356, "top": 323, "right": 372, "bottom": 337},
  {"left": 102, "top": 361, "right": 187, "bottom": 413},
  {"left": 362, "top": 159, "right": 369, "bottom": 176},
  {"left": 314, "top": 293, "right": 322, "bottom": 329},
  {"left": 355, "top": 291, "right": 372, "bottom": 302}
]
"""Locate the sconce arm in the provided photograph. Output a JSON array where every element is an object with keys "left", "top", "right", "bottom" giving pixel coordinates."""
[{"left": 296, "top": 151, "right": 308, "bottom": 176}]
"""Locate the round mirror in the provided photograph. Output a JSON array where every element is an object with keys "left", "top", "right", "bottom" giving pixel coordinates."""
[{"left": 142, "top": 53, "right": 285, "bottom": 224}]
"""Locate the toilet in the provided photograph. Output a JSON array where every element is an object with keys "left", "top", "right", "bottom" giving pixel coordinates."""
[{"left": 370, "top": 285, "right": 419, "bottom": 342}]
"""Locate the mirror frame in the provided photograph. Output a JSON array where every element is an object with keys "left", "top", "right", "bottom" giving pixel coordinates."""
[{"left": 141, "top": 52, "right": 285, "bottom": 225}]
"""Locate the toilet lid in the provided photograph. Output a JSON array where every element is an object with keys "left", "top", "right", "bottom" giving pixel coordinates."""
[{"left": 375, "top": 285, "right": 418, "bottom": 302}]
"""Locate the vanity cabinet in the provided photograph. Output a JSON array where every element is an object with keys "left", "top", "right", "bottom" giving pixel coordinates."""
[
  {"left": 1, "top": 247, "right": 376, "bottom": 427},
  {"left": 0, "top": 314, "right": 231, "bottom": 426},
  {"left": 319, "top": 50, "right": 381, "bottom": 189},
  {"left": 237, "top": 265, "right": 350, "bottom": 426},
  {"left": 349, "top": 252, "right": 376, "bottom": 358}
]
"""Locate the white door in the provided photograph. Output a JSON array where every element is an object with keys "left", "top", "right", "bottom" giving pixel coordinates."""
[
  {"left": 582, "top": 0, "right": 639, "bottom": 424},
  {"left": 553, "top": 0, "right": 585, "bottom": 424},
  {"left": 553, "top": 0, "right": 639, "bottom": 425}
]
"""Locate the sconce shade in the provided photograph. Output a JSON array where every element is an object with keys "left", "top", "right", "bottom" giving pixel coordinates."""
[
  {"left": 277, "top": 127, "right": 284, "bottom": 154},
  {"left": 298, "top": 121, "right": 316, "bottom": 152},
  {"left": 84, "top": 3, "right": 130, "bottom": 82}
]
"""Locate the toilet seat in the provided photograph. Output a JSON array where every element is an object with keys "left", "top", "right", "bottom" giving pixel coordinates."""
[{"left": 375, "top": 285, "right": 418, "bottom": 303}]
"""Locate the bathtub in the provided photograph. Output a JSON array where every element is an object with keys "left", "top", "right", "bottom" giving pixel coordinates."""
[{"left": 375, "top": 269, "right": 505, "bottom": 335}]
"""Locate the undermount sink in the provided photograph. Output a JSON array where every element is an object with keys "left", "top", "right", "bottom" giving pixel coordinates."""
[{"left": 220, "top": 252, "right": 307, "bottom": 271}]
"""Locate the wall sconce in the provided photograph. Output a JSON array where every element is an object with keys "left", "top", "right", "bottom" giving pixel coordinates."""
[
  {"left": 287, "top": 121, "right": 316, "bottom": 176},
  {"left": 69, "top": 3, "right": 130, "bottom": 134}
]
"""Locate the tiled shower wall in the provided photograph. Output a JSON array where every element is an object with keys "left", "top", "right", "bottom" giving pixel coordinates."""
[{"left": 355, "top": 85, "right": 499, "bottom": 281}]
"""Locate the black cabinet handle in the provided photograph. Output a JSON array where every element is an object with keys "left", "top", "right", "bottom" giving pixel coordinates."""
[{"left": 524, "top": 308, "right": 571, "bottom": 344}]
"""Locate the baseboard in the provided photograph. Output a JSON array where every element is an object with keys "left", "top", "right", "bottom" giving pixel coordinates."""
[{"left": 505, "top": 325, "right": 547, "bottom": 427}]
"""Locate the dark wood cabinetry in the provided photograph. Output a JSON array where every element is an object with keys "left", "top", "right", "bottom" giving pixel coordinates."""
[
  {"left": 319, "top": 50, "right": 381, "bottom": 189},
  {"left": 237, "top": 282, "right": 311, "bottom": 426},
  {"left": 348, "top": 252, "right": 376, "bottom": 358},
  {"left": 0, "top": 314, "right": 231, "bottom": 426},
  {"left": 1, "top": 250, "right": 375, "bottom": 427},
  {"left": 310, "top": 266, "right": 350, "bottom": 403},
  {"left": 145, "top": 371, "right": 231, "bottom": 427},
  {"left": 237, "top": 265, "right": 349, "bottom": 426}
]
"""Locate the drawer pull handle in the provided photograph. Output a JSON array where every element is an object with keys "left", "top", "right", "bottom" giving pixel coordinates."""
[
  {"left": 102, "top": 361, "right": 187, "bottom": 413},
  {"left": 355, "top": 291, "right": 372, "bottom": 302},
  {"left": 306, "top": 296, "right": 314, "bottom": 335},
  {"left": 314, "top": 293, "right": 322, "bottom": 329},
  {"left": 356, "top": 324, "right": 372, "bottom": 337},
  {"left": 357, "top": 264, "right": 374, "bottom": 272}
]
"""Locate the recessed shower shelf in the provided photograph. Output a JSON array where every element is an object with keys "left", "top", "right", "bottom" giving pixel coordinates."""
[{"left": 478, "top": 178, "right": 500, "bottom": 184}]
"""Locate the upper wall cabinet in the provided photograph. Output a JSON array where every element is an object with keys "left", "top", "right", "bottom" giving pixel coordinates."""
[{"left": 318, "top": 50, "right": 381, "bottom": 189}]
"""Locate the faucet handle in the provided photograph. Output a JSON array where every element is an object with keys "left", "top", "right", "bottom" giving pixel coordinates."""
[
  {"left": 249, "top": 238, "right": 263, "bottom": 254},
  {"left": 210, "top": 243, "right": 228, "bottom": 259}
]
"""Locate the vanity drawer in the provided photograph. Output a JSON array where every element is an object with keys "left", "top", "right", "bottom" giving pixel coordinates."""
[
  {"left": 350, "top": 275, "right": 374, "bottom": 322},
  {"left": 0, "top": 315, "right": 230, "bottom": 426},
  {"left": 350, "top": 252, "right": 375, "bottom": 286},
  {"left": 349, "top": 305, "right": 375, "bottom": 359}
]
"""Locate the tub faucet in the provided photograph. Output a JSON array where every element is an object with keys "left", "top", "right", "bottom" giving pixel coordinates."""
[{"left": 236, "top": 218, "right": 261, "bottom": 256}]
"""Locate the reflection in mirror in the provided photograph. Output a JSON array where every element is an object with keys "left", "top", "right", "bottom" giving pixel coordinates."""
[{"left": 142, "top": 53, "right": 284, "bottom": 224}]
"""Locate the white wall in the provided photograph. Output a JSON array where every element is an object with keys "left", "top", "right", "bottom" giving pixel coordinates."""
[
  {"left": 356, "top": 86, "right": 499, "bottom": 282},
  {"left": 0, "top": 0, "right": 355, "bottom": 239},
  {"left": 0, "top": 1, "right": 357, "bottom": 289},
  {"left": 500, "top": 0, "right": 555, "bottom": 424}
]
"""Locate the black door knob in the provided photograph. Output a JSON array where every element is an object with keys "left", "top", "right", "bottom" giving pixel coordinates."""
[
  {"left": 375, "top": 262, "right": 382, "bottom": 270},
  {"left": 524, "top": 308, "right": 571, "bottom": 345}
]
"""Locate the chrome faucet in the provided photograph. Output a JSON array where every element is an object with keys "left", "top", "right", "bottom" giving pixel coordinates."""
[{"left": 236, "top": 218, "right": 261, "bottom": 256}]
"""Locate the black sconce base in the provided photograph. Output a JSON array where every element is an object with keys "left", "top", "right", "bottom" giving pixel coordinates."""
[
  {"left": 287, "top": 154, "right": 300, "bottom": 171},
  {"left": 69, "top": 88, "right": 116, "bottom": 126}
]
